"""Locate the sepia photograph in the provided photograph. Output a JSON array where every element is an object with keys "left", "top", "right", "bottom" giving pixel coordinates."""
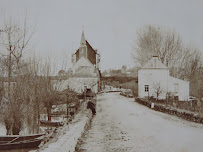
[{"left": 0, "top": 0, "right": 203, "bottom": 151}]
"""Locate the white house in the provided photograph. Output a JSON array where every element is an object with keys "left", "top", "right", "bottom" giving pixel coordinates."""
[{"left": 138, "top": 56, "right": 189, "bottom": 101}]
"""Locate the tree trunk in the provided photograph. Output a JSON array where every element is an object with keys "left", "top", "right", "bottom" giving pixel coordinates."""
[
  {"left": 35, "top": 96, "right": 40, "bottom": 133},
  {"left": 37, "top": 103, "right": 40, "bottom": 133},
  {"left": 4, "top": 116, "right": 12, "bottom": 135},
  {"left": 47, "top": 106, "right": 51, "bottom": 121},
  {"left": 8, "top": 52, "right": 11, "bottom": 99},
  {"left": 12, "top": 117, "right": 21, "bottom": 135},
  {"left": 12, "top": 125, "right": 20, "bottom": 135}
]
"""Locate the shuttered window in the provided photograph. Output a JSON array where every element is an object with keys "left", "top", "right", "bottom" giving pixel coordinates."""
[{"left": 145, "top": 85, "right": 149, "bottom": 92}]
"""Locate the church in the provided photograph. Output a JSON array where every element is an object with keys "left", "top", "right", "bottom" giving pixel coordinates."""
[
  {"left": 63, "top": 30, "right": 101, "bottom": 93},
  {"left": 71, "top": 30, "right": 100, "bottom": 74}
]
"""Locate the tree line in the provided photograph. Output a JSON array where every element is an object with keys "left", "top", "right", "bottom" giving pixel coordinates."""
[{"left": 0, "top": 18, "right": 77, "bottom": 135}]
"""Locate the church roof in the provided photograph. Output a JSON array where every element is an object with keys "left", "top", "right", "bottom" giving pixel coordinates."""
[
  {"left": 71, "top": 56, "right": 99, "bottom": 77},
  {"left": 74, "top": 30, "right": 98, "bottom": 55},
  {"left": 75, "top": 40, "right": 97, "bottom": 54},
  {"left": 86, "top": 40, "right": 97, "bottom": 54},
  {"left": 141, "top": 56, "right": 168, "bottom": 69},
  {"left": 73, "top": 66, "right": 97, "bottom": 78},
  {"left": 73, "top": 56, "right": 94, "bottom": 68}
]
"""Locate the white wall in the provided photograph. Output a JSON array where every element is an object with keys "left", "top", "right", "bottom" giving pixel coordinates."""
[
  {"left": 138, "top": 69, "right": 189, "bottom": 101},
  {"left": 168, "top": 77, "right": 189, "bottom": 101},
  {"left": 138, "top": 69, "right": 169, "bottom": 99}
]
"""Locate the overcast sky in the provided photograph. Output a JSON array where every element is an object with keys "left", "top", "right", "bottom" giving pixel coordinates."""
[{"left": 1, "top": 0, "right": 203, "bottom": 71}]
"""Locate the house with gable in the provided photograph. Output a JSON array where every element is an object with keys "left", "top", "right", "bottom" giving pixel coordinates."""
[
  {"left": 138, "top": 56, "right": 189, "bottom": 101},
  {"left": 64, "top": 30, "right": 101, "bottom": 93}
]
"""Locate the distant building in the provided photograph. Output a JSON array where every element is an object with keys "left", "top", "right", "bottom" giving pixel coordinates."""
[
  {"left": 121, "top": 65, "right": 127, "bottom": 74},
  {"left": 61, "top": 30, "right": 101, "bottom": 93},
  {"left": 102, "top": 66, "right": 138, "bottom": 78},
  {"left": 138, "top": 56, "right": 189, "bottom": 101},
  {"left": 72, "top": 30, "right": 100, "bottom": 71}
]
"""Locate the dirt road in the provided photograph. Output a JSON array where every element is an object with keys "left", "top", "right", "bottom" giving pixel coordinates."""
[{"left": 76, "top": 92, "right": 203, "bottom": 152}]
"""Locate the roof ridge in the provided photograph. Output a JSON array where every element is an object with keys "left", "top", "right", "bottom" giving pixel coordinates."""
[{"left": 141, "top": 57, "right": 168, "bottom": 69}]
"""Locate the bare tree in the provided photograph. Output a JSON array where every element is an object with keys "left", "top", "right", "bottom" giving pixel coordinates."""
[
  {"left": 0, "top": 17, "right": 35, "bottom": 135},
  {"left": 65, "top": 87, "right": 78, "bottom": 116},
  {"left": 153, "top": 82, "right": 163, "bottom": 101},
  {"left": 38, "top": 58, "right": 66, "bottom": 121},
  {"left": 0, "top": 17, "right": 34, "bottom": 98},
  {"left": 132, "top": 25, "right": 182, "bottom": 68}
]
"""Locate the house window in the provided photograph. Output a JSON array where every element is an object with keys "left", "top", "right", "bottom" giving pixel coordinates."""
[{"left": 145, "top": 85, "right": 149, "bottom": 92}]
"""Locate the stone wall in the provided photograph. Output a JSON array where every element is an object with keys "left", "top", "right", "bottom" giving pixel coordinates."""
[{"left": 135, "top": 98, "right": 203, "bottom": 124}]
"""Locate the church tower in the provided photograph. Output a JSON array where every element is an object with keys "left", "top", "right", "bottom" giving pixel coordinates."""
[
  {"left": 79, "top": 30, "right": 87, "bottom": 58},
  {"left": 72, "top": 29, "right": 100, "bottom": 69}
]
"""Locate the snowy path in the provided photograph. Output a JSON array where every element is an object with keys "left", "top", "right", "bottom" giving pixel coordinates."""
[
  {"left": 76, "top": 93, "right": 203, "bottom": 152},
  {"left": 40, "top": 106, "right": 92, "bottom": 152}
]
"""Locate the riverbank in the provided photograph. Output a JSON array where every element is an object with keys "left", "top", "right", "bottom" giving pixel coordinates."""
[{"left": 36, "top": 102, "right": 93, "bottom": 152}]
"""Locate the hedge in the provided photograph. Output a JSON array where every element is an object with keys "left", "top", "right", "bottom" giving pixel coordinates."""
[{"left": 135, "top": 98, "right": 203, "bottom": 124}]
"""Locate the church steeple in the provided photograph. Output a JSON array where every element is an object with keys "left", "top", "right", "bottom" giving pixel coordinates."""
[
  {"left": 72, "top": 29, "right": 100, "bottom": 67},
  {"left": 79, "top": 29, "right": 87, "bottom": 59},
  {"left": 80, "top": 29, "right": 86, "bottom": 47}
]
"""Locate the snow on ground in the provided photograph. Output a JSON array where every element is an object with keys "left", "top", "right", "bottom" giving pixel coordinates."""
[
  {"left": 40, "top": 103, "right": 92, "bottom": 152},
  {"left": 77, "top": 92, "right": 203, "bottom": 152}
]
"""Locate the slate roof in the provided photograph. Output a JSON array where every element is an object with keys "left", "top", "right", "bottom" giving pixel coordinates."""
[
  {"left": 73, "top": 66, "right": 97, "bottom": 78},
  {"left": 74, "top": 40, "right": 97, "bottom": 54},
  {"left": 141, "top": 56, "right": 168, "bottom": 69}
]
